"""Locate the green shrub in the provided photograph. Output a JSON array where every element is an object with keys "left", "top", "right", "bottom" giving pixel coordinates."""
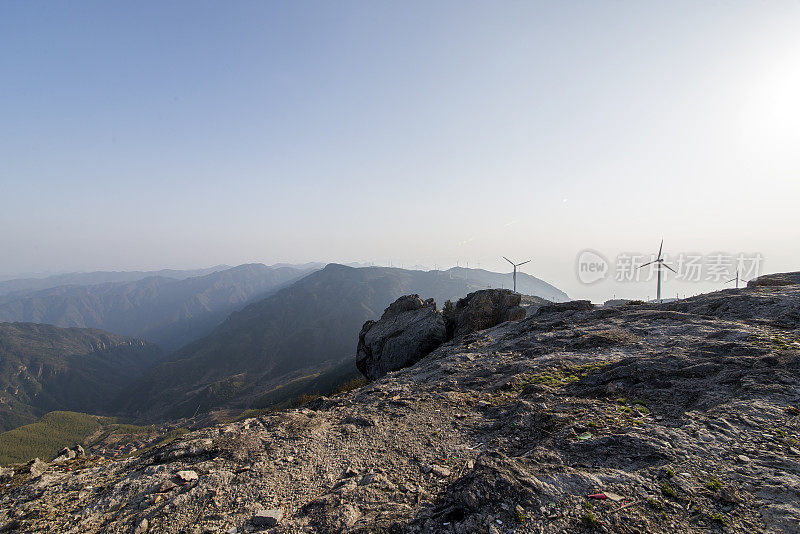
[
  {"left": 581, "top": 512, "right": 599, "bottom": 527},
  {"left": 661, "top": 483, "right": 678, "bottom": 498},
  {"left": 708, "top": 512, "right": 727, "bottom": 526}
]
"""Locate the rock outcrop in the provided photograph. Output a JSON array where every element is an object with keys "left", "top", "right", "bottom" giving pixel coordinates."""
[
  {"left": 356, "top": 295, "right": 446, "bottom": 380},
  {"left": 357, "top": 290, "right": 531, "bottom": 380},
  {"left": 449, "top": 288, "right": 526, "bottom": 338}
]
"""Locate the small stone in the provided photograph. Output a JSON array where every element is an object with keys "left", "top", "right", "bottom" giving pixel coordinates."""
[
  {"left": 400, "top": 482, "right": 418, "bottom": 493},
  {"left": 175, "top": 470, "right": 198, "bottom": 484},
  {"left": 789, "top": 447, "right": 800, "bottom": 456},
  {"left": 466, "top": 460, "right": 474, "bottom": 469},
  {"left": 133, "top": 518, "right": 148, "bottom": 534},
  {"left": 736, "top": 455, "right": 751, "bottom": 463},
  {"left": 430, "top": 465, "right": 451, "bottom": 477},
  {"left": 25, "top": 458, "right": 48, "bottom": 477},
  {"left": 343, "top": 466, "right": 359, "bottom": 478},
  {"left": 251, "top": 509, "right": 284, "bottom": 528}
]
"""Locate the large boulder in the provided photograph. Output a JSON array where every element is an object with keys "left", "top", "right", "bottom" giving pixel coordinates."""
[
  {"left": 356, "top": 295, "right": 447, "bottom": 380},
  {"left": 449, "top": 289, "right": 526, "bottom": 338}
]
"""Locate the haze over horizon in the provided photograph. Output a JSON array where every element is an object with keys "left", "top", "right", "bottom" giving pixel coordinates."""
[{"left": 3, "top": 1, "right": 799, "bottom": 301}]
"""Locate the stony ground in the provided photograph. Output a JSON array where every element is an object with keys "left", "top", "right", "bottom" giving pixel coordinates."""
[{"left": 1, "top": 282, "right": 799, "bottom": 533}]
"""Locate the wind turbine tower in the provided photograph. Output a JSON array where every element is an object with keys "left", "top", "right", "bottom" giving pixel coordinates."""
[
  {"left": 503, "top": 256, "right": 531, "bottom": 293},
  {"left": 639, "top": 240, "right": 676, "bottom": 304},
  {"left": 726, "top": 270, "right": 742, "bottom": 288}
]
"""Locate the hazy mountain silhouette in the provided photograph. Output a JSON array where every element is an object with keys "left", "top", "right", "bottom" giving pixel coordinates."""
[
  {"left": 0, "top": 265, "right": 231, "bottom": 296},
  {"left": 0, "top": 264, "right": 315, "bottom": 350},
  {"left": 0, "top": 323, "right": 163, "bottom": 432},
  {"left": 119, "top": 264, "right": 568, "bottom": 421}
]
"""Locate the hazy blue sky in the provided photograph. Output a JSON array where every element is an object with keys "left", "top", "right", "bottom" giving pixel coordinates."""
[{"left": 2, "top": 1, "right": 799, "bottom": 300}]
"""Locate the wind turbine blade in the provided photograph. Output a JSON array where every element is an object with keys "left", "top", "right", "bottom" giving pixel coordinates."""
[
  {"left": 502, "top": 256, "right": 514, "bottom": 266},
  {"left": 517, "top": 260, "right": 532, "bottom": 266},
  {"left": 657, "top": 239, "right": 663, "bottom": 260},
  {"left": 639, "top": 260, "right": 655, "bottom": 268},
  {"left": 663, "top": 263, "right": 677, "bottom": 274}
]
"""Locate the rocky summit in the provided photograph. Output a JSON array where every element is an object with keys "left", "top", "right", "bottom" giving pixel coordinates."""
[{"left": 2, "top": 274, "right": 800, "bottom": 533}]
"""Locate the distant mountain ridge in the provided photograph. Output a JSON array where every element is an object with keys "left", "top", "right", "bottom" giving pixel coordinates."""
[
  {"left": 0, "top": 322, "right": 163, "bottom": 432},
  {"left": 438, "top": 266, "right": 568, "bottom": 302},
  {"left": 0, "top": 263, "right": 315, "bottom": 350},
  {"left": 119, "top": 263, "right": 568, "bottom": 421},
  {"left": 0, "top": 265, "right": 232, "bottom": 296}
]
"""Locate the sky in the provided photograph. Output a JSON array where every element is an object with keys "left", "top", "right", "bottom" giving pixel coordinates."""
[{"left": 1, "top": 1, "right": 799, "bottom": 301}]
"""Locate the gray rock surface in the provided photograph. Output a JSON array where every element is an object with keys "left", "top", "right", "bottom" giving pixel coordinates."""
[
  {"left": 747, "top": 272, "right": 800, "bottom": 287},
  {"left": 450, "top": 289, "right": 526, "bottom": 338},
  {"left": 356, "top": 295, "right": 446, "bottom": 380},
  {"left": 536, "top": 299, "right": 594, "bottom": 315},
  {"left": 2, "top": 273, "right": 800, "bottom": 533}
]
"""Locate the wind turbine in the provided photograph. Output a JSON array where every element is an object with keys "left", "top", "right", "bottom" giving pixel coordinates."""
[
  {"left": 639, "top": 240, "right": 676, "bottom": 304},
  {"left": 726, "top": 269, "right": 742, "bottom": 288},
  {"left": 503, "top": 256, "right": 531, "bottom": 293}
]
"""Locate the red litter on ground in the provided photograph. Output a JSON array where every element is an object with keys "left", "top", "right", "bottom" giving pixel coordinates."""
[{"left": 587, "top": 493, "right": 607, "bottom": 499}]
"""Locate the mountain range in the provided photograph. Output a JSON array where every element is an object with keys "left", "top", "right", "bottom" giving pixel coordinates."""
[
  {"left": 0, "top": 263, "right": 315, "bottom": 351},
  {"left": 0, "top": 265, "right": 231, "bottom": 296},
  {"left": 118, "top": 264, "right": 567, "bottom": 421},
  {"left": 0, "top": 262, "right": 567, "bottom": 434}
]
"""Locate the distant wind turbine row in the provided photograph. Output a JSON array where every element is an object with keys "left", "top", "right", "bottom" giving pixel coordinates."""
[{"left": 639, "top": 240, "right": 747, "bottom": 304}]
